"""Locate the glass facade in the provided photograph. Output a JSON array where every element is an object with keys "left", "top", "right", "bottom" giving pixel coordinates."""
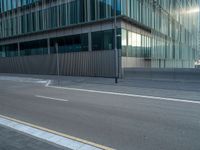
[
  {"left": 0, "top": 0, "right": 199, "bottom": 68},
  {"left": 120, "top": 0, "right": 199, "bottom": 68},
  {"left": 0, "top": 0, "right": 120, "bottom": 38},
  {"left": 121, "top": 29, "right": 151, "bottom": 58},
  {"left": 0, "top": 0, "right": 40, "bottom": 13}
]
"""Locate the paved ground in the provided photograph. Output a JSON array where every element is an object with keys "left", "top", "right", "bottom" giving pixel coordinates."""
[
  {"left": 0, "top": 125, "right": 70, "bottom": 150},
  {"left": 0, "top": 74, "right": 200, "bottom": 150}
]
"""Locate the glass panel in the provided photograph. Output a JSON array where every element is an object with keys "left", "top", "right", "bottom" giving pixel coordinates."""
[
  {"left": 2, "top": 44, "right": 18, "bottom": 57},
  {"left": 127, "top": 31, "right": 132, "bottom": 57},
  {"left": 92, "top": 29, "right": 114, "bottom": 51},
  {"left": 50, "top": 33, "right": 88, "bottom": 53},
  {"left": 20, "top": 39, "right": 48, "bottom": 56},
  {"left": 121, "top": 29, "right": 127, "bottom": 57}
]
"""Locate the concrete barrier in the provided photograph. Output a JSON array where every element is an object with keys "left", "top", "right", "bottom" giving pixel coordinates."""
[{"left": 124, "top": 68, "right": 200, "bottom": 82}]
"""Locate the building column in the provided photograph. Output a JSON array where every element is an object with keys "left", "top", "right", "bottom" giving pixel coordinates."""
[
  {"left": 47, "top": 38, "right": 50, "bottom": 54},
  {"left": 17, "top": 42, "right": 20, "bottom": 56},
  {"left": 88, "top": 32, "right": 92, "bottom": 51},
  {"left": 87, "top": 0, "right": 91, "bottom": 21},
  {"left": 87, "top": 0, "right": 92, "bottom": 51}
]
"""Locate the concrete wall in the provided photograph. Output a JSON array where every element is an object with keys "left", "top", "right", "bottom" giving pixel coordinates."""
[
  {"left": 0, "top": 51, "right": 116, "bottom": 77},
  {"left": 122, "top": 57, "right": 151, "bottom": 68},
  {"left": 124, "top": 68, "right": 200, "bottom": 81}
]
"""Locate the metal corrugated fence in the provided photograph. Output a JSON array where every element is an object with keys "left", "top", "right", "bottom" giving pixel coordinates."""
[{"left": 0, "top": 51, "right": 116, "bottom": 77}]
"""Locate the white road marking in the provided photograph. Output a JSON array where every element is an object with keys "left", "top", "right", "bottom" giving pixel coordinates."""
[
  {"left": 1, "top": 77, "right": 199, "bottom": 105},
  {"left": 47, "top": 85, "right": 200, "bottom": 105},
  {"left": 0, "top": 115, "right": 110, "bottom": 150},
  {"left": 0, "top": 76, "right": 48, "bottom": 84},
  {"left": 35, "top": 95, "right": 69, "bottom": 102},
  {"left": 45, "top": 80, "right": 51, "bottom": 87}
]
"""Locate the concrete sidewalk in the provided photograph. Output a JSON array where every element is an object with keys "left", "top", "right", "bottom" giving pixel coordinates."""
[
  {"left": 0, "top": 125, "right": 70, "bottom": 150},
  {"left": 0, "top": 73, "right": 200, "bottom": 93}
]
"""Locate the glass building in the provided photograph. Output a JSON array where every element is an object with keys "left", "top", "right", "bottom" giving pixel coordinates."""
[
  {"left": 198, "top": 0, "right": 200, "bottom": 61},
  {"left": 0, "top": 0, "right": 199, "bottom": 77}
]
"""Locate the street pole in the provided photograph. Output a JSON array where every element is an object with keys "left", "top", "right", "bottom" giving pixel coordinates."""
[
  {"left": 55, "top": 43, "right": 60, "bottom": 85},
  {"left": 114, "top": 0, "right": 118, "bottom": 83}
]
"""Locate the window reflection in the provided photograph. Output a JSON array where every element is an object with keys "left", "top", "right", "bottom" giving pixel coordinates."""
[{"left": 92, "top": 30, "right": 114, "bottom": 51}]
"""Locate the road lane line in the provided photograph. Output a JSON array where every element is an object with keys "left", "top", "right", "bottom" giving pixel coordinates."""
[
  {"left": 47, "top": 85, "right": 200, "bottom": 105},
  {"left": 0, "top": 114, "right": 114, "bottom": 150},
  {"left": 35, "top": 95, "right": 69, "bottom": 102}
]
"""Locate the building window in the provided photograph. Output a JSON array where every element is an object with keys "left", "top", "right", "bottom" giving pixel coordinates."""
[
  {"left": 0, "top": 44, "right": 18, "bottom": 57},
  {"left": 50, "top": 33, "right": 88, "bottom": 53},
  {"left": 92, "top": 29, "right": 114, "bottom": 51},
  {"left": 20, "top": 39, "right": 48, "bottom": 56}
]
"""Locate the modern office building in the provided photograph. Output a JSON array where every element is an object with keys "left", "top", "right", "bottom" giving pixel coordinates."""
[
  {"left": 198, "top": 0, "right": 200, "bottom": 61},
  {"left": 0, "top": 0, "right": 199, "bottom": 77}
]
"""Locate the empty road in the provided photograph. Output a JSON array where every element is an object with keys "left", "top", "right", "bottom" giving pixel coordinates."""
[{"left": 0, "top": 76, "right": 200, "bottom": 150}]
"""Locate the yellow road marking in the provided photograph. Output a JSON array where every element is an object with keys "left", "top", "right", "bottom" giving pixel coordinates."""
[{"left": 0, "top": 114, "right": 114, "bottom": 150}]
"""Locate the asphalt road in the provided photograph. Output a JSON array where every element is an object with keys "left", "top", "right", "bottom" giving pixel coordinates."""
[{"left": 0, "top": 78, "right": 200, "bottom": 150}]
